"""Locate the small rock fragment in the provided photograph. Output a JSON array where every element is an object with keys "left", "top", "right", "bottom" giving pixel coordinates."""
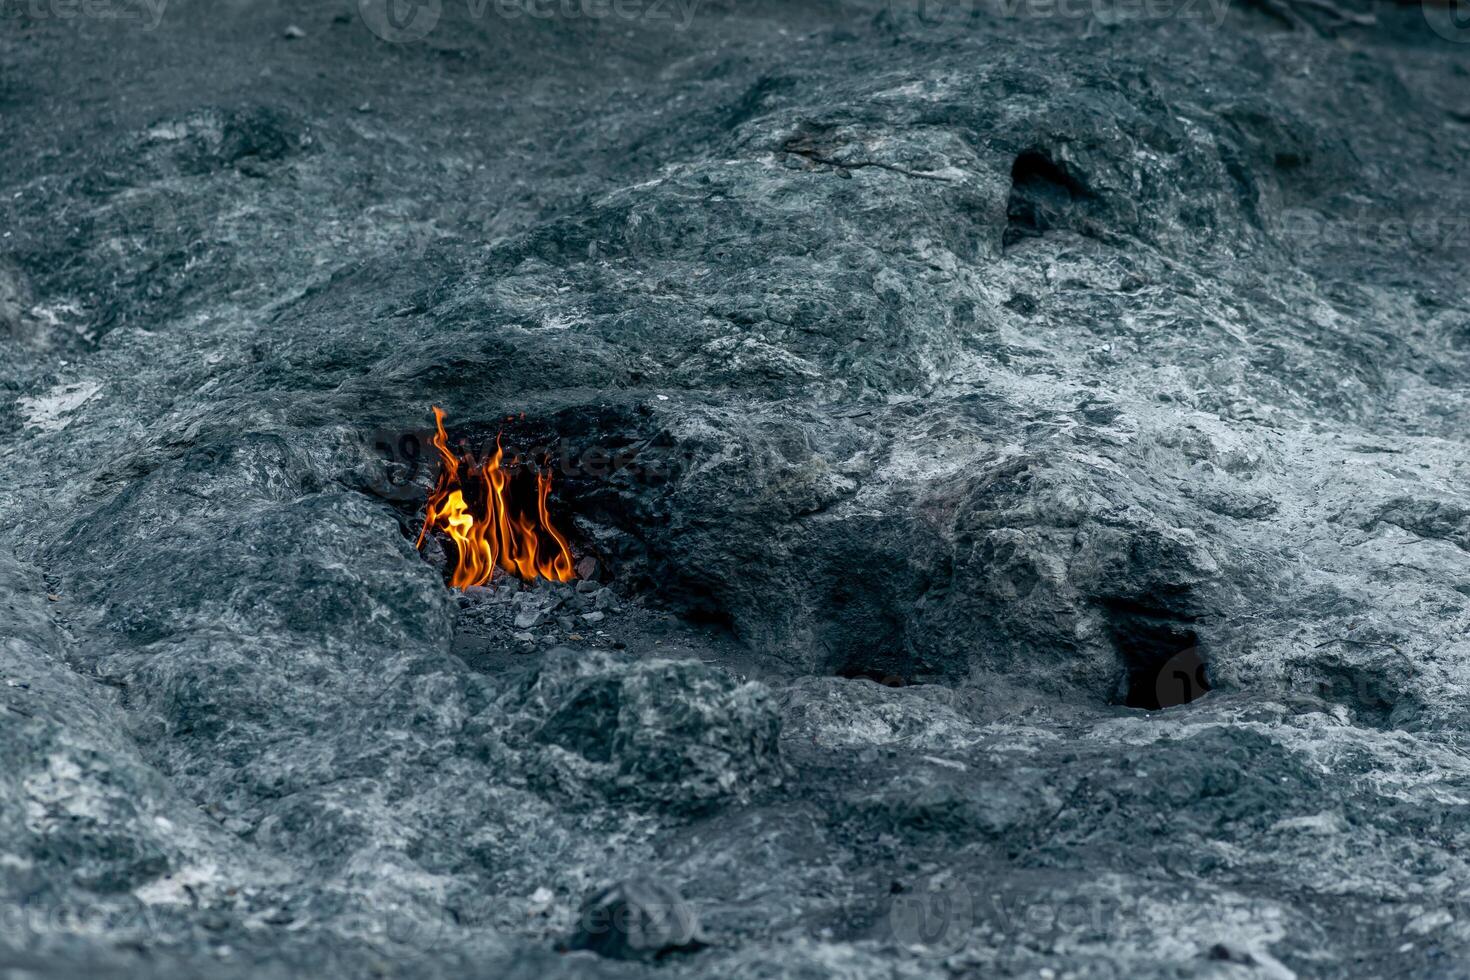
[
  {"left": 575, "top": 579, "right": 600, "bottom": 594},
  {"left": 582, "top": 611, "right": 605, "bottom": 624},
  {"left": 283, "top": 24, "right": 306, "bottom": 38},
  {"left": 593, "top": 588, "right": 619, "bottom": 612},
  {"left": 528, "top": 886, "right": 554, "bottom": 915},
  {"left": 1405, "top": 909, "right": 1454, "bottom": 935},
  {"left": 1206, "top": 943, "right": 1295, "bottom": 980},
  {"left": 515, "top": 607, "right": 546, "bottom": 629}
]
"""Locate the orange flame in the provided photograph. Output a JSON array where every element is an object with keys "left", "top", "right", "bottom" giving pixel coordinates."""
[{"left": 416, "top": 407, "right": 576, "bottom": 587}]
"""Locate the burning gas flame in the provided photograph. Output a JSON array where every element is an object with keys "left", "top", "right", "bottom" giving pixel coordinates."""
[{"left": 416, "top": 406, "right": 575, "bottom": 587}]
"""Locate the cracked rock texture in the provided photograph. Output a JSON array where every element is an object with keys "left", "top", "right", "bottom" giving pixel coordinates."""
[{"left": 2, "top": 1, "right": 1470, "bottom": 977}]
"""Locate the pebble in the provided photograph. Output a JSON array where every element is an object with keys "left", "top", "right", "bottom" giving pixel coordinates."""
[
  {"left": 514, "top": 608, "right": 546, "bottom": 629},
  {"left": 593, "top": 588, "right": 619, "bottom": 612},
  {"left": 582, "top": 611, "right": 606, "bottom": 624},
  {"left": 575, "top": 579, "right": 600, "bottom": 594},
  {"left": 528, "top": 886, "right": 554, "bottom": 915},
  {"left": 283, "top": 24, "right": 306, "bottom": 38}
]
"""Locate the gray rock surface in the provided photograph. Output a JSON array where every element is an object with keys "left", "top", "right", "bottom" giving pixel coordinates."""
[{"left": 2, "top": 1, "right": 1469, "bottom": 977}]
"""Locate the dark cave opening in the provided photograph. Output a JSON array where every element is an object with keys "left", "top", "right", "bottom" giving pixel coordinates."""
[
  {"left": 671, "top": 597, "right": 737, "bottom": 632},
  {"left": 1100, "top": 597, "right": 1211, "bottom": 710},
  {"left": 1003, "top": 148, "right": 1094, "bottom": 249}
]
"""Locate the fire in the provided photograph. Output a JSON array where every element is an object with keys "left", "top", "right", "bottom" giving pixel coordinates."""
[{"left": 415, "top": 406, "right": 576, "bottom": 587}]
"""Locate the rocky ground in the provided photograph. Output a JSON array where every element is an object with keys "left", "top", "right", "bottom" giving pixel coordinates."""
[{"left": 3, "top": 1, "right": 1470, "bottom": 977}]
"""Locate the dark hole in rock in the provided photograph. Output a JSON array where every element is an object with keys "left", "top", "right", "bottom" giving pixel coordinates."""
[
  {"left": 1003, "top": 149, "right": 1094, "bottom": 249},
  {"left": 1003, "top": 291, "right": 1038, "bottom": 315},
  {"left": 677, "top": 602, "right": 736, "bottom": 631},
  {"left": 524, "top": 404, "right": 754, "bottom": 636},
  {"left": 1099, "top": 597, "right": 1211, "bottom": 709}
]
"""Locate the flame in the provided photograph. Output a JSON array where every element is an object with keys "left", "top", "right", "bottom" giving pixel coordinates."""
[{"left": 416, "top": 407, "right": 576, "bottom": 587}]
